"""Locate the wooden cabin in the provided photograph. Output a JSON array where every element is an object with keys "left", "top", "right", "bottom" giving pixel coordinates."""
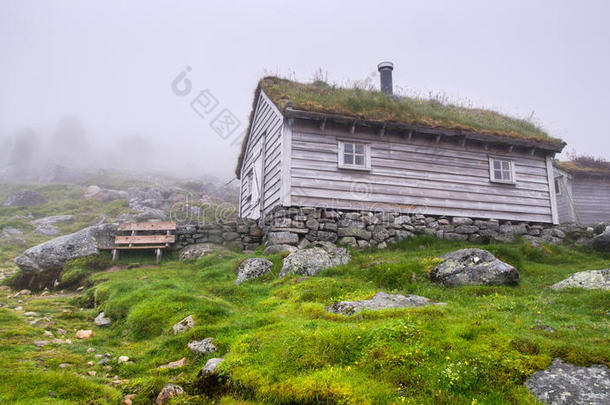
[
  {"left": 236, "top": 63, "right": 566, "bottom": 224},
  {"left": 554, "top": 160, "right": 610, "bottom": 225}
]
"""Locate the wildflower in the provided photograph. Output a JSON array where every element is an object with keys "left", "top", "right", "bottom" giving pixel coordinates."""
[
  {"left": 354, "top": 361, "right": 359, "bottom": 365},
  {"left": 464, "top": 361, "right": 468, "bottom": 365},
  {"left": 537, "top": 311, "right": 541, "bottom": 314},
  {"left": 346, "top": 366, "right": 351, "bottom": 371},
  {"left": 445, "top": 356, "right": 450, "bottom": 360},
  {"left": 357, "top": 336, "right": 361, "bottom": 339}
]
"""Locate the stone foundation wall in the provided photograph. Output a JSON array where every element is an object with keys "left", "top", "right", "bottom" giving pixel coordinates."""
[
  {"left": 172, "top": 207, "right": 595, "bottom": 253},
  {"left": 173, "top": 219, "right": 262, "bottom": 251},
  {"left": 261, "top": 206, "right": 588, "bottom": 249}
]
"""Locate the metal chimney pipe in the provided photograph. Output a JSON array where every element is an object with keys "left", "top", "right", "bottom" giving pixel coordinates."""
[{"left": 377, "top": 61, "right": 394, "bottom": 96}]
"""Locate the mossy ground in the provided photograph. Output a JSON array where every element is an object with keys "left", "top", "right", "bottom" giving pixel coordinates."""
[{"left": 1, "top": 237, "right": 608, "bottom": 404}]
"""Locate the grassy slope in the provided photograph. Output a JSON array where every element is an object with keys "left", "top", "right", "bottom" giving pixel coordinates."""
[{"left": 1, "top": 237, "right": 609, "bottom": 404}]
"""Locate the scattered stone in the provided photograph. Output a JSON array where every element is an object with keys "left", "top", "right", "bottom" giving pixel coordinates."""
[
  {"left": 34, "top": 340, "right": 49, "bottom": 347},
  {"left": 525, "top": 358, "right": 610, "bottom": 404},
  {"left": 2, "top": 190, "right": 47, "bottom": 207},
  {"left": 87, "top": 361, "right": 94, "bottom": 366},
  {"left": 262, "top": 244, "right": 298, "bottom": 255},
  {"left": 158, "top": 357, "right": 186, "bottom": 369},
  {"left": 123, "top": 394, "right": 136, "bottom": 405},
  {"left": 14, "top": 306, "right": 23, "bottom": 311},
  {"left": 172, "top": 315, "right": 194, "bottom": 334},
  {"left": 17, "top": 289, "right": 31, "bottom": 296},
  {"left": 76, "top": 329, "right": 93, "bottom": 339},
  {"left": 43, "top": 330, "right": 53, "bottom": 337},
  {"left": 118, "top": 356, "right": 129, "bottom": 364},
  {"left": 551, "top": 269, "right": 610, "bottom": 290},
  {"left": 58, "top": 363, "right": 71, "bottom": 369},
  {"left": 88, "top": 371, "right": 97, "bottom": 376},
  {"left": 198, "top": 357, "right": 224, "bottom": 377},
  {"left": 188, "top": 338, "right": 217, "bottom": 355},
  {"left": 94, "top": 312, "right": 112, "bottom": 326},
  {"left": 24, "top": 311, "right": 37, "bottom": 317},
  {"left": 155, "top": 383, "right": 184, "bottom": 405},
  {"left": 531, "top": 325, "right": 555, "bottom": 333},
  {"left": 327, "top": 292, "right": 444, "bottom": 315},
  {"left": 236, "top": 258, "right": 273, "bottom": 285},
  {"left": 86, "top": 347, "right": 95, "bottom": 353},
  {"left": 279, "top": 247, "right": 350, "bottom": 278},
  {"left": 429, "top": 248, "right": 519, "bottom": 286},
  {"left": 178, "top": 243, "right": 227, "bottom": 260},
  {"left": 57, "top": 328, "right": 66, "bottom": 335}
]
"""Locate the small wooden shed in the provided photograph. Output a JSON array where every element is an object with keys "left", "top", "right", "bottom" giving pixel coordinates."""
[
  {"left": 554, "top": 160, "right": 610, "bottom": 225},
  {"left": 236, "top": 65, "right": 567, "bottom": 224}
]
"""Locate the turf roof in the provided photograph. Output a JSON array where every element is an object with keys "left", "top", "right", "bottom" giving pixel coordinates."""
[
  {"left": 556, "top": 158, "right": 610, "bottom": 178},
  {"left": 236, "top": 76, "right": 565, "bottom": 177}
]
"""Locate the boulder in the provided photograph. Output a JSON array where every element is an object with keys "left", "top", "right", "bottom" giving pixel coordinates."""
[
  {"left": 30, "top": 215, "right": 74, "bottom": 226},
  {"left": 157, "top": 357, "right": 186, "bottom": 369},
  {"left": 279, "top": 247, "right": 350, "bottom": 278},
  {"left": 134, "top": 208, "right": 167, "bottom": 222},
  {"left": 14, "top": 223, "right": 116, "bottom": 277},
  {"left": 199, "top": 357, "right": 224, "bottom": 376},
  {"left": 3, "top": 190, "right": 47, "bottom": 207},
  {"left": 94, "top": 312, "right": 112, "bottom": 327},
  {"left": 525, "top": 358, "right": 610, "bottom": 405},
  {"left": 178, "top": 243, "right": 227, "bottom": 260},
  {"left": 34, "top": 224, "right": 60, "bottom": 236},
  {"left": 172, "top": 315, "right": 194, "bottom": 334},
  {"left": 551, "top": 269, "right": 610, "bottom": 290},
  {"left": 591, "top": 230, "right": 610, "bottom": 252},
  {"left": 429, "top": 248, "right": 519, "bottom": 286},
  {"left": 84, "top": 185, "right": 127, "bottom": 202},
  {"left": 236, "top": 258, "right": 273, "bottom": 285},
  {"left": 327, "top": 292, "right": 444, "bottom": 315},
  {"left": 155, "top": 383, "right": 184, "bottom": 405},
  {"left": 188, "top": 338, "right": 217, "bottom": 355},
  {"left": 262, "top": 244, "right": 298, "bottom": 255}
]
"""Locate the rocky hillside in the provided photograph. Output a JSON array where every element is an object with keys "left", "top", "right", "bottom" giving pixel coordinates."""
[{"left": 1, "top": 232, "right": 609, "bottom": 404}]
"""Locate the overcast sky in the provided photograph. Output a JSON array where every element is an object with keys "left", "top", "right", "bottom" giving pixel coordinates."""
[{"left": 1, "top": 0, "right": 609, "bottom": 178}]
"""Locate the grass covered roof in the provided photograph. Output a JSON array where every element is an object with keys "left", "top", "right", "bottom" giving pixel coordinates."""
[
  {"left": 556, "top": 156, "right": 610, "bottom": 177},
  {"left": 236, "top": 76, "right": 565, "bottom": 177}
]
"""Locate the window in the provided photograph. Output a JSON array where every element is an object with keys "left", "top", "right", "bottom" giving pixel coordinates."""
[
  {"left": 338, "top": 141, "right": 371, "bottom": 170},
  {"left": 554, "top": 177, "right": 562, "bottom": 195},
  {"left": 246, "top": 171, "right": 253, "bottom": 202},
  {"left": 489, "top": 158, "right": 515, "bottom": 184}
]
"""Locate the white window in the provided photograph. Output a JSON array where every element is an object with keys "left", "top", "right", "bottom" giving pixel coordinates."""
[
  {"left": 246, "top": 170, "right": 253, "bottom": 202},
  {"left": 489, "top": 157, "right": 516, "bottom": 184},
  {"left": 554, "top": 177, "right": 562, "bottom": 195},
  {"left": 338, "top": 141, "right": 371, "bottom": 170}
]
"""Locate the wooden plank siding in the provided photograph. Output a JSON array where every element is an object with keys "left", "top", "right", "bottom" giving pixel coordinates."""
[
  {"left": 289, "top": 121, "right": 555, "bottom": 223},
  {"left": 553, "top": 166, "right": 578, "bottom": 224},
  {"left": 570, "top": 176, "right": 610, "bottom": 225},
  {"left": 239, "top": 91, "right": 284, "bottom": 219}
]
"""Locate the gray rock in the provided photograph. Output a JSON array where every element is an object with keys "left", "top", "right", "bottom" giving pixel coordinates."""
[
  {"left": 134, "top": 208, "right": 167, "bottom": 221},
  {"left": 3, "top": 190, "right": 47, "bottom": 207},
  {"left": 84, "top": 185, "right": 127, "bottom": 202},
  {"left": 337, "top": 227, "right": 372, "bottom": 240},
  {"left": 155, "top": 383, "right": 184, "bottom": 405},
  {"left": 34, "top": 224, "right": 60, "bottom": 236},
  {"left": 452, "top": 217, "right": 473, "bottom": 226},
  {"left": 279, "top": 247, "right": 350, "bottom": 278},
  {"left": 236, "top": 258, "right": 273, "bottom": 285},
  {"left": 178, "top": 243, "right": 227, "bottom": 260},
  {"left": 327, "top": 292, "right": 444, "bottom": 315},
  {"left": 172, "top": 315, "right": 194, "bottom": 334},
  {"left": 199, "top": 357, "right": 224, "bottom": 376},
  {"left": 525, "top": 358, "right": 610, "bottom": 405},
  {"left": 222, "top": 231, "right": 240, "bottom": 241},
  {"left": 30, "top": 215, "right": 74, "bottom": 226},
  {"left": 455, "top": 225, "right": 479, "bottom": 234},
  {"left": 551, "top": 269, "right": 610, "bottom": 290},
  {"left": 430, "top": 248, "right": 519, "bottom": 286},
  {"left": 267, "top": 231, "right": 299, "bottom": 245},
  {"left": 337, "top": 236, "right": 357, "bottom": 247},
  {"left": 263, "top": 244, "right": 298, "bottom": 255},
  {"left": 94, "top": 312, "right": 112, "bottom": 327},
  {"left": 188, "top": 338, "right": 217, "bottom": 355},
  {"left": 591, "top": 230, "right": 610, "bottom": 252},
  {"left": 14, "top": 224, "right": 116, "bottom": 274}
]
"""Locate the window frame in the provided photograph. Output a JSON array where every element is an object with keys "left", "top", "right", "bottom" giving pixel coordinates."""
[
  {"left": 246, "top": 170, "right": 253, "bottom": 202},
  {"left": 488, "top": 157, "right": 516, "bottom": 185},
  {"left": 554, "top": 176, "right": 562, "bottom": 196},
  {"left": 337, "top": 140, "right": 372, "bottom": 171}
]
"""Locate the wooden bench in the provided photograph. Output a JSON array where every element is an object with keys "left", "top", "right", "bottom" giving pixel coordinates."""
[{"left": 111, "top": 221, "right": 176, "bottom": 264}]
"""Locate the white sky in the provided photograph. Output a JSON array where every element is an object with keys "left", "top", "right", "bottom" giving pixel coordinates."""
[{"left": 1, "top": 0, "right": 609, "bottom": 178}]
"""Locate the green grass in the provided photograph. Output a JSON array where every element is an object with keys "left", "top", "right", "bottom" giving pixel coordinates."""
[{"left": 0, "top": 237, "right": 608, "bottom": 404}]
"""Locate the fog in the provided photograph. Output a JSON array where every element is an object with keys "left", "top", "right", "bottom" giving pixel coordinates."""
[{"left": 1, "top": 0, "right": 609, "bottom": 181}]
